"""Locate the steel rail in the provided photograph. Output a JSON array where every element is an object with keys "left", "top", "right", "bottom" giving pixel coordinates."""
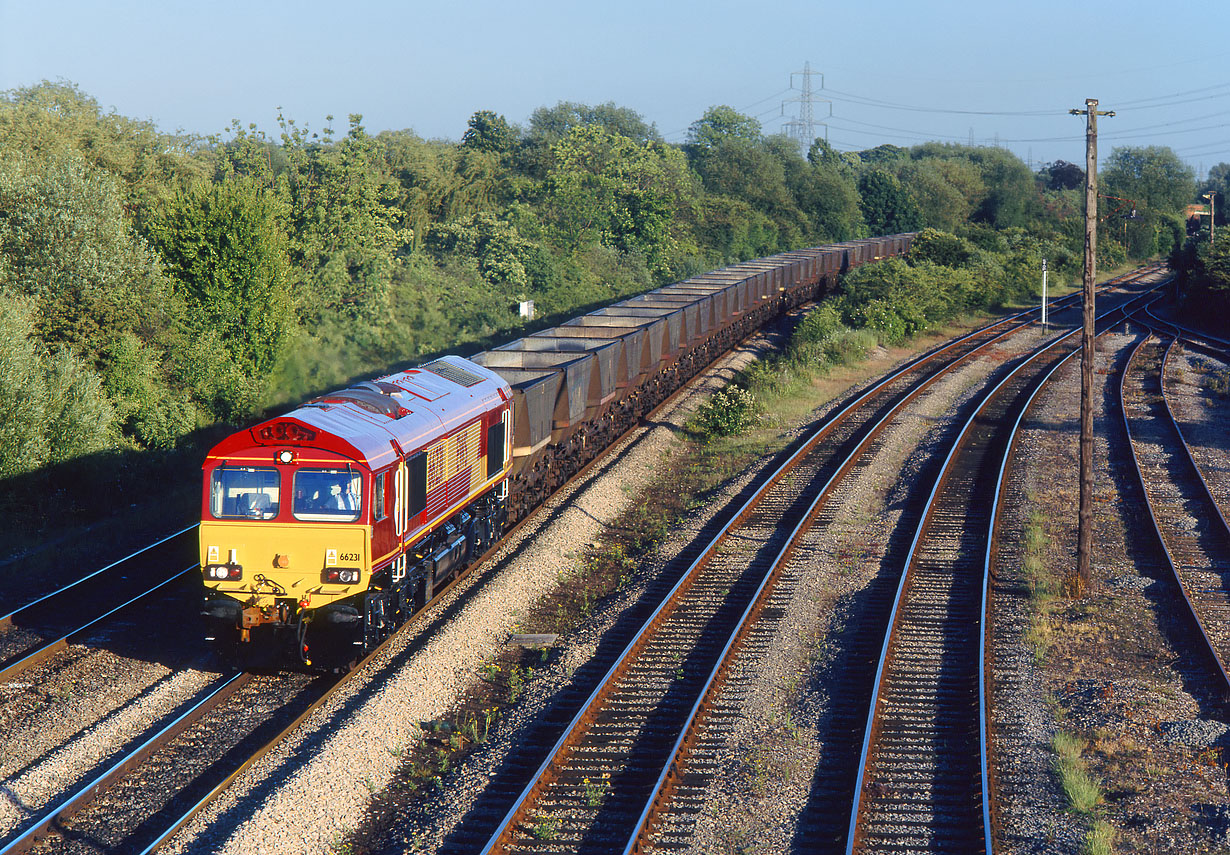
[
  {"left": 972, "top": 287, "right": 1159, "bottom": 852},
  {"left": 614, "top": 271, "right": 1127, "bottom": 854},
  {"left": 7, "top": 563, "right": 432, "bottom": 855},
  {"left": 0, "top": 525, "right": 197, "bottom": 631},
  {"left": 88, "top": 285, "right": 1065, "bottom": 855},
  {"left": 0, "top": 269, "right": 1150, "bottom": 855},
  {"left": 1156, "top": 334, "right": 1230, "bottom": 538},
  {"left": 1119, "top": 316, "right": 1230, "bottom": 696},
  {"left": 1141, "top": 300, "right": 1230, "bottom": 352},
  {"left": 0, "top": 671, "right": 249, "bottom": 855},
  {"left": 136, "top": 517, "right": 530, "bottom": 855},
  {"left": 0, "top": 564, "right": 198, "bottom": 684},
  {"left": 845, "top": 282, "right": 1159, "bottom": 855},
  {"left": 478, "top": 272, "right": 1130, "bottom": 854}
]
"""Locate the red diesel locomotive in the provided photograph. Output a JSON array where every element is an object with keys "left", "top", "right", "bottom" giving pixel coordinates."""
[{"left": 199, "top": 356, "right": 512, "bottom": 667}]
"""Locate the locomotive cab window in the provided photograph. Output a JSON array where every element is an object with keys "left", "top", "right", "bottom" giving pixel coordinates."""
[
  {"left": 292, "top": 469, "right": 362, "bottom": 522},
  {"left": 374, "top": 471, "right": 387, "bottom": 521},
  {"left": 212, "top": 467, "right": 280, "bottom": 520}
]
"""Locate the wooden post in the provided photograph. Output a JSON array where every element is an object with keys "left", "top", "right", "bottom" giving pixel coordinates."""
[{"left": 1070, "top": 98, "right": 1113, "bottom": 596}]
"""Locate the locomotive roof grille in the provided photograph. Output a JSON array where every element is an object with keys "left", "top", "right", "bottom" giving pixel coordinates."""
[{"left": 423, "top": 360, "right": 485, "bottom": 387}]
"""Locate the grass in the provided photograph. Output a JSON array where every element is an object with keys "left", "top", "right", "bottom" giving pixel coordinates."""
[
  {"left": 1052, "top": 731, "right": 1116, "bottom": 854},
  {"left": 1052, "top": 732, "right": 1102, "bottom": 814},
  {"left": 1020, "top": 501, "right": 1063, "bottom": 663},
  {"left": 1084, "top": 820, "right": 1115, "bottom": 855}
]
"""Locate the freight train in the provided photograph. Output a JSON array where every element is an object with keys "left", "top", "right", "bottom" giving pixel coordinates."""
[{"left": 199, "top": 234, "right": 914, "bottom": 668}]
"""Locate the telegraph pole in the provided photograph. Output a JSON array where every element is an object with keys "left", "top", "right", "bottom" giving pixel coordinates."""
[{"left": 1069, "top": 98, "right": 1114, "bottom": 596}]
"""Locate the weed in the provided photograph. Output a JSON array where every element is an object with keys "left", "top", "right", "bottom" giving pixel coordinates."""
[
  {"left": 1052, "top": 732, "right": 1102, "bottom": 815},
  {"left": 1084, "top": 820, "right": 1115, "bottom": 855},
  {"left": 1209, "top": 370, "right": 1230, "bottom": 398},
  {"left": 507, "top": 665, "right": 530, "bottom": 702},
  {"left": 530, "top": 813, "right": 560, "bottom": 840},
  {"left": 582, "top": 771, "right": 611, "bottom": 807}
]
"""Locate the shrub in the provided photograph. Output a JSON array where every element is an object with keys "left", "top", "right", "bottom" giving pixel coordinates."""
[{"left": 688, "top": 386, "right": 760, "bottom": 439}]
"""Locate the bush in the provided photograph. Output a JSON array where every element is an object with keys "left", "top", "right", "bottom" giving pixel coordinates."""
[{"left": 687, "top": 386, "right": 760, "bottom": 439}]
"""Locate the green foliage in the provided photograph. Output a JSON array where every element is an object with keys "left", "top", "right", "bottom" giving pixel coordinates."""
[
  {"left": 0, "top": 296, "right": 52, "bottom": 477},
  {"left": 909, "top": 227, "right": 976, "bottom": 267},
  {"left": 0, "top": 80, "right": 207, "bottom": 219},
  {"left": 544, "top": 124, "right": 698, "bottom": 275},
  {"left": 0, "top": 294, "right": 116, "bottom": 477},
  {"left": 280, "top": 113, "right": 412, "bottom": 324},
  {"left": 100, "top": 333, "right": 197, "bottom": 449},
  {"left": 42, "top": 348, "right": 117, "bottom": 465},
  {"left": 0, "top": 79, "right": 1137, "bottom": 495},
  {"left": 0, "top": 147, "right": 174, "bottom": 363},
  {"left": 790, "top": 304, "right": 877, "bottom": 367},
  {"left": 461, "top": 110, "right": 517, "bottom": 155},
  {"left": 1102, "top": 145, "right": 1195, "bottom": 215},
  {"left": 425, "top": 211, "right": 537, "bottom": 289},
  {"left": 686, "top": 105, "right": 763, "bottom": 152},
  {"left": 687, "top": 386, "right": 761, "bottom": 439},
  {"left": 1171, "top": 233, "right": 1230, "bottom": 323},
  {"left": 148, "top": 177, "right": 294, "bottom": 377},
  {"left": 858, "top": 170, "right": 922, "bottom": 235},
  {"left": 1052, "top": 732, "right": 1102, "bottom": 815}
]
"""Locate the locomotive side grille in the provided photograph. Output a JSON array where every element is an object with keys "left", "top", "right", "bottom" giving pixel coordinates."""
[
  {"left": 448, "top": 421, "right": 483, "bottom": 506},
  {"left": 426, "top": 439, "right": 447, "bottom": 516},
  {"left": 423, "top": 360, "right": 484, "bottom": 387}
]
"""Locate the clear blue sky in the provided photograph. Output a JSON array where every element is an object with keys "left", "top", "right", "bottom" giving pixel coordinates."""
[{"left": 3, "top": 0, "right": 1228, "bottom": 176}]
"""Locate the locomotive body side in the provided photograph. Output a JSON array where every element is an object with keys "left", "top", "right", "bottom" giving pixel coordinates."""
[{"left": 200, "top": 356, "right": 513, "bottom": 667}]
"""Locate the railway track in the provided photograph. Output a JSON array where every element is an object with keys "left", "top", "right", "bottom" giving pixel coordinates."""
[
  {"left": 0, "top": 528, "right": 197, "bottom": 684},
  {"left": 844, "top": 280, "right": 1162, "bottom": 855},
  {"left": 1120, "top": 318, "right": 1230, "bottom": 696},
  {"left": 0, "top": 267, "right": 1163, "bottom": 854},
  {"left": 467, "top": 272, "right": 1161, "bottom": 854}
]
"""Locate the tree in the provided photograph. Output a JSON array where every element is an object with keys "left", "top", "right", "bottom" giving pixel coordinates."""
[
  {"left": 897, "top": 158, "right": 978, "bottom": 231},
  {"left": 858, "top": 170, "right": 922, "bottom": 235},
  {"left": 909, "top": 227, "right": 976, "bottom": 268},
  {"left": 808, "top": 138, "right": 860, "bottom": 173},
  {"left": 461, "top": 110, "right": 517, "bottom": 155},
  {"left": 858, "top": 144, "right": 908, "bottom": 165},
  {"left": 147, "top": 177, "right": 295, "bottom": 378},
  {"left": 279, "top": 114, "right": 412, "bottom": 324},
  {"left": 0, "top": 148, "right": 173, "bottom": 363},
  {"left": 969, "top": 148, "right": 1036, "bottom": 228},
  {"left": 1102, "top": 146, "right": 1195, "bottom": 215},
  {"left": 0, "top": 80, "right": 207, "bottom": 221},
  {"left": 1040, "top": 160, "right": 1084, "bottom": 191},
  {"left": 686, "top": 106, "right": 762, "bottom": 154},
  {"left": 544, "top": 124, "right": 698, "bottom": 274},
  {"left": 528, "top": 101, "right": 660, "bottom": 145}
]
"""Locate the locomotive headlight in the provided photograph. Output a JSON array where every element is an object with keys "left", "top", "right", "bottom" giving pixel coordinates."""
[
  {"left": 323, "top": 568, "right": 360, "bottom": 585},
  {"left": 277, "top": 450, "right": 294, "bottom": 464},
  {"left": 205, "top": 564, "right": 243, "bottom": 581}
]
